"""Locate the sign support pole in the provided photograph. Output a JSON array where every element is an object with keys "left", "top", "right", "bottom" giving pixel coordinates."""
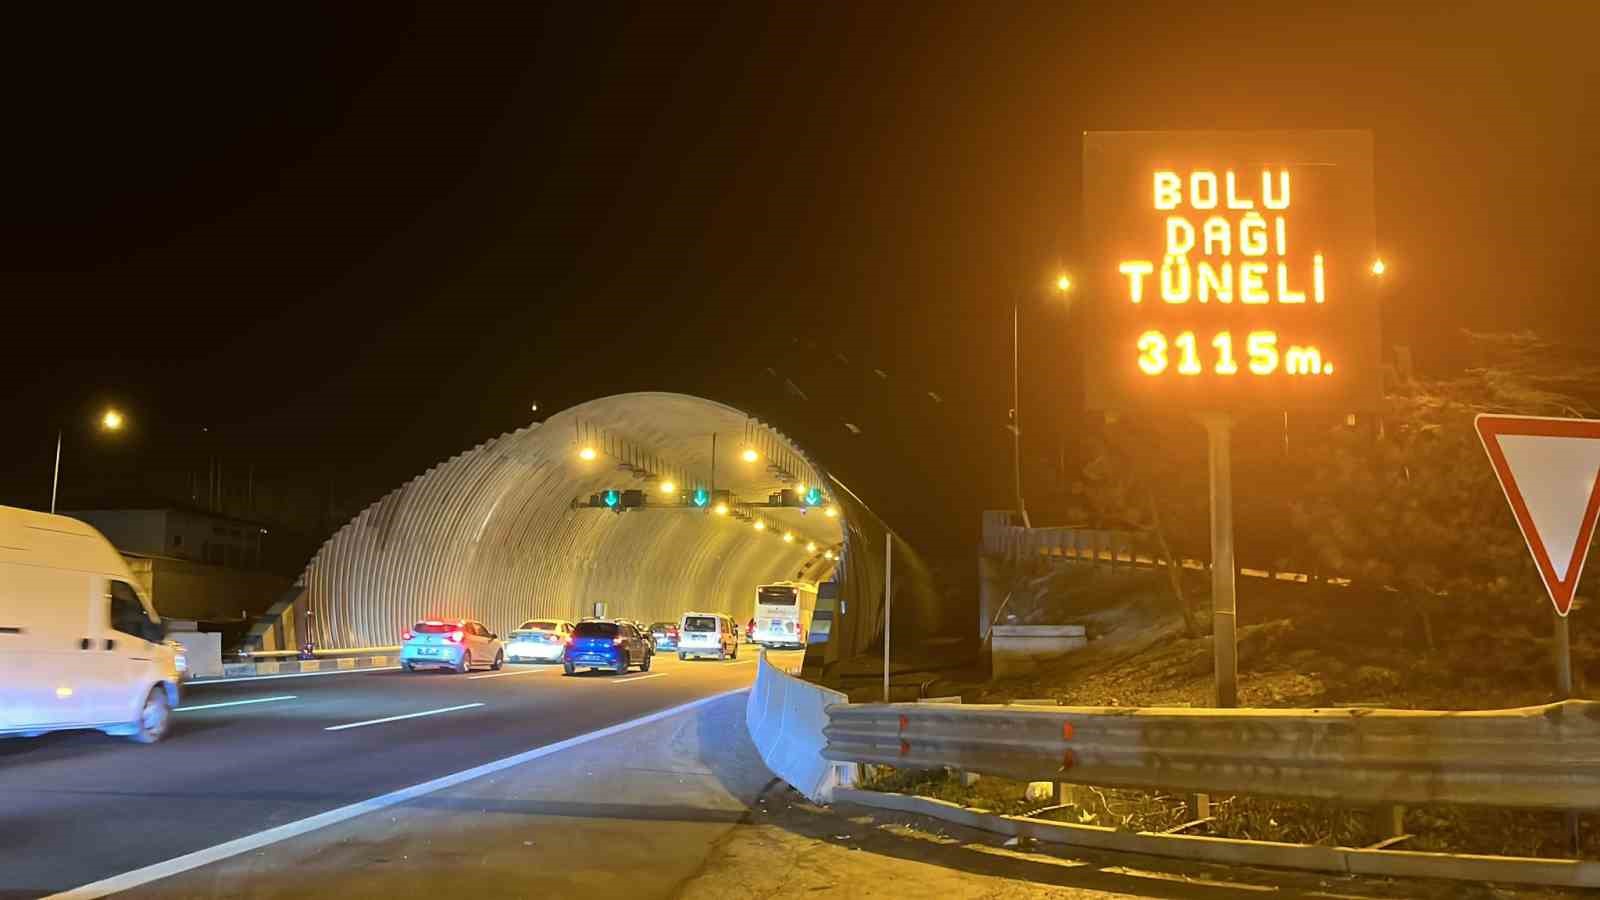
[
  {"left": 1555, "top": 608, "right": 1580, "bottom": 855},
  {"left": 1202, "top": 413, "right": 1238, "bottom": 708},
  {"left": 883, "top": 534, "right": 893, "bottom": 703}
]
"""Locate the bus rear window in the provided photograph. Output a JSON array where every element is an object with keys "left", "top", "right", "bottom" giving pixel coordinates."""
[{"left": 758, "top": 588, "right": 797, "bottom": 606}]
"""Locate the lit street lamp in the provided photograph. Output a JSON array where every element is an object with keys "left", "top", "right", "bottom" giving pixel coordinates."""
[{"left": 52, "top": 408, "right": 125, "bottom": 514}]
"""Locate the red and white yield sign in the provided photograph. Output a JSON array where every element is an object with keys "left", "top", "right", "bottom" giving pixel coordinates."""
[{"left": 1475, "top": 414, "right": 1600, "bottom": 616}]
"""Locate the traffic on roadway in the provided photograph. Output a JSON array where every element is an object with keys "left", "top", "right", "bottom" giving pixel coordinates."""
[{"left": 1, "top": 625, "right": 802, "bottom": 896}]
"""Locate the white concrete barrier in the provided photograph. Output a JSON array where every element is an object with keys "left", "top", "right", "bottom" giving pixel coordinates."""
[
  {"left": 746, "top": 651, "right": 855, "bottom": 803},
  {"left": 169, "top": 631, "right": 223, "bottom": 678}
]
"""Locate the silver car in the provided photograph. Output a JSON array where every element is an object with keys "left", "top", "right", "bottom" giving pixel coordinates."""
[{"left": 400, "top": 619, "right": 504, "bottom": 673}]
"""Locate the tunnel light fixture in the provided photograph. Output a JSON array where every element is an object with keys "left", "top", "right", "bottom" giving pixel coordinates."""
[
  {"left": 823, "top": 550, "right": 835, "bottom": 560},
  {"left": 806, "top": 541, "right": 817, "bottom": 553},
  {"left": 713, "top": 502, "right": 729, "bottom": 515},
  {"left": 741, "top": 447, "right": 760, "bottom": 463},
  {"left": 754, "top": 520, "right": 766, "bottom": 531},
  {"left": 578, "top": 446, "right": 597, "bottom": 461},
  {"left": 782, "top": 532, "right": 795, "bottom": 543},
  {"left": 659, "top": 480, "right": 676, "bottom": 495},
  {"left": 824, "top": 505, "right": 839, "bottom": 518}
]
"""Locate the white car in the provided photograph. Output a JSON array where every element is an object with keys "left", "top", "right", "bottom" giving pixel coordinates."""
[
  {"left": 399, "top": 619, "right": 504, "bottom": 673},
  {"left": 504, "top": 619, "right": 574, "bottom": 663},
  {"left": 0, "top": 506, "right": 184, "bottom": 743}
]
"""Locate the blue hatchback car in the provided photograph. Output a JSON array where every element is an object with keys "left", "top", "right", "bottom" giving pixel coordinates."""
[{"left": 563, "top": 620, "right": 652, "bottom": 676}]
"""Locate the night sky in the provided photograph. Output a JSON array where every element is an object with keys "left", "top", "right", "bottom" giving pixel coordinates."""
[{"left": 2, "top": 2, "right": 1595, "bottom": 556}]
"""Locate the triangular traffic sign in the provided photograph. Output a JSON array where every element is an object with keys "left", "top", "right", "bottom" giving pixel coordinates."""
[{"left": 1475, "top": 414, "right": 1600, "bottom": 616}]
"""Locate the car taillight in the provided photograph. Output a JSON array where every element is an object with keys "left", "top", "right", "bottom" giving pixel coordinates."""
[
  {"left": 401, "top": 630, "right": 413, "bottom": 641},
  {"left": 447, "top": 630, "right": 464, "bottom": 643}
]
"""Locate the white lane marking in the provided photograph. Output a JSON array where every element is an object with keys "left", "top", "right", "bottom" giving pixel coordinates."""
[
  {"left": 467, "top": 667, "right": 560, "bottom": 680},
  {"left": 721, "top": 658, "right": 756, "bottom": 665},
  {"left": 609, "top": 673, "right": 665, "bottom": 684},
  {"left": 190, "top": 666, "right": 401, "bottom": 685},
  {"left": 175, "top": 695, "right": 297, "bottom": 712},
  {"left": 324, "top": 702, "right": 485, "bottom": 732},
  {"left": 45, "top": 688, "right": 747, "bottom": 900}
]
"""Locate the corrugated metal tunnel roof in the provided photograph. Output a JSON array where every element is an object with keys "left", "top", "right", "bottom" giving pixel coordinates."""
[{"left": 298, "top": 392, "right": 931, "bottom": 660}]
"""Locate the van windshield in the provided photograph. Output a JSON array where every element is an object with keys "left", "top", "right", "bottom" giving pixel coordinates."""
[{"left": 683, "top": 616, "right": 718, "bottom": 632}]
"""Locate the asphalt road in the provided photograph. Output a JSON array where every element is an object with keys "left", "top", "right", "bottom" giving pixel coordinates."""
[{"left": 0, "top": 646, "right": 800, "bottom": 898}]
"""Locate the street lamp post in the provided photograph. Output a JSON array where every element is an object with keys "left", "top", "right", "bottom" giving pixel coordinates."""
[
  {"left": 52, "top": 408, "right": 125, "bottom": 514},
  {"left": 1009, "top": 275, "right": 1072, "bottom": 530}
]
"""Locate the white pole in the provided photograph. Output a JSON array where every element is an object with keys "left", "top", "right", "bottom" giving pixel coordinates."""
[
  {"left": 883, "top": 534, "right": 893, "bottom": 702},
  {"left": 50, "top": 429, "right": 62, "bottom": 515}
]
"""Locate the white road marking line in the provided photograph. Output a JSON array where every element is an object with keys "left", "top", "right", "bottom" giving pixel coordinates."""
[
  {"left": 721, "top": 658, "right": 756, "bottom": 665},
  {"left": 324, "top": 702, "right": 484, "bottom": 731},
  {"left": 190, "top": 666, "right": 401, "bottom": 685},
  {"left": 175, "top": 695, "right": 297, "bottom": 712},
  {"left": 44, "top": 688, "right": 747, "bottom": 900},
  {"left": 467, "top": 667, "right": 559, "bottom": 680},
  {"left": 610, "top": 673, "right": 665, "bottom": 684}
]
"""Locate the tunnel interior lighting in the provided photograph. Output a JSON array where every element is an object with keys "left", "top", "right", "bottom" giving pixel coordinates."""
[
  {"left": 741, "top": 447, "right": 760, "bottom": 463},
  {"left": 824, "top": 505, "right": 838, "bottom": 518},
  {"left": 578, "top": 446, "right": 597, "bottom": 461},
  {"left": 659, "top": 480, "right": 676, "bottom": 495},
  {"left": 754, "top": 520, "right": 766, "bottom": 531},
  {"left": 823, "top": 550, "right": 835, "bottom": 560},
  {"left": 713, "top": 502, "right": 729, "bottom": 515},
  {"left": 806, "top": 541, "right": 817, "bottom": 553},
  {"left": 1056, "top": 274, "right": 1072, "bottom": 292},
  {"left": 782, "top": 532, "right": 795, "bottom": 543},
  {"left": 1371, "top": 258, "right": 1386, "bottom": 276},
  {"left": 101, "top": 409, "right": 125, "bottom": 431}
]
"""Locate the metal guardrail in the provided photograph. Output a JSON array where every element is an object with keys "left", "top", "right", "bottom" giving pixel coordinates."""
[
  {"left": 241, "top": 645, "right": 400, "bottom": 659},
  {"left": 981, "top": 514, "right": 1350, "bottom": 586},
  {"left": 822, "top": 700, "right": 1600, "bottom": 809}
]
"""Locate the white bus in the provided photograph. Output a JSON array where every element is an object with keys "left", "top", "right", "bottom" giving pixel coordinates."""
[{"left": 751, "top": 581, "right": 818, "bottom": 649}]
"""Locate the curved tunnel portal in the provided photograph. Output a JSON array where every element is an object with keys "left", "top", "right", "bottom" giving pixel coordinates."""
[{"left": 295, "top": 393, "right": 915, "bottom": 662}]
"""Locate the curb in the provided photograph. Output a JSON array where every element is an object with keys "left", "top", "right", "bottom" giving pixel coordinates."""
[
  {"left": 834, "top": 788, "right": 1600, "bottom": 889},
  {"left": 196, "top": 655, "right": 398, "bottom": 681}
]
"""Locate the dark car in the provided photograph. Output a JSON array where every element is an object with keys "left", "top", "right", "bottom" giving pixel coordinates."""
[
  {"left": 621, "top": 619, "right": 655, "bottom": 651},
  {"left": 563, "top": 620, "right": 652, "bottom": 676},
  {"left": 648, "top": 621, "right": 680, "bottom": 650}
]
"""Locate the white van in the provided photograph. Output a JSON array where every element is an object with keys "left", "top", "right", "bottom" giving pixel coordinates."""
[
  {"left": 677, "top": 611, "right": 739, "bottom": 660},
  {"left": 0, "top": 505, "right": 183, "bottom": 742}
]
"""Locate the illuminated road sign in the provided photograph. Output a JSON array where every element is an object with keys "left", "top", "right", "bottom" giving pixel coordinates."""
[{"left": 1082, "top": 130, "right": 1380, "bottom": 413}]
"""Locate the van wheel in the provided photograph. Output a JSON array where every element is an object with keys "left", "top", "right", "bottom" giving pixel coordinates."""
[
  {"left": 129, "top": 686, "right": 170, "bottom": 744},
  {"left": 456, "top": 652, "right": 472, "bottom": 674}
]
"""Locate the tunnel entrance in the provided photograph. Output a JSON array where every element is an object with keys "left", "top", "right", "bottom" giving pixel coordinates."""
[{"left": 288, "top": 393, "right": 934, "bottom": 668}]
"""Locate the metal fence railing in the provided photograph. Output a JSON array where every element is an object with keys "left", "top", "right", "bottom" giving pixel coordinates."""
[{"left": 823, "top": 699, "right": 1600, "bottom": 809}]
